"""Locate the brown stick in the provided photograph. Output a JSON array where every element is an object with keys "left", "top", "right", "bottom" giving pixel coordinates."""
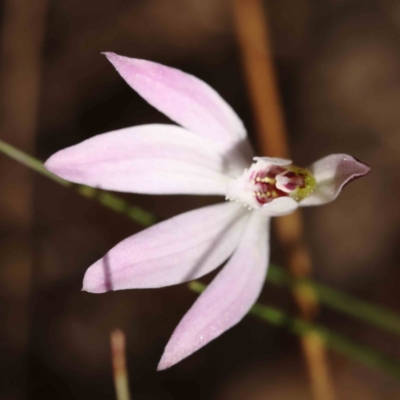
[
  {"left": 0, "top": 0, "right": 48, "bottom": 396},
  {"left": 232, "top": 1, "right": 337, "bottom": 399},
  {"left": 111, "top": 330, "right": 132, "bottom": 400}
]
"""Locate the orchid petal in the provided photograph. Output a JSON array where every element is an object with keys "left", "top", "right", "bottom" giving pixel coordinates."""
[
  {"left": 45, "top": 124, "right": 234, "bottom": 195},
  {"left": 253, "top": 156, "right": 292, "bottom": 166},
  {"left": 157, "top": 211, "right": 269, "bottom": 370},
  {"left": 300, "top": 154, "right": 370, "bottom": 206},
  {"left": 261, "top": 197, "right": 298, "bottom": 216},
  {"left": 83, "top": 203, "right": 249, "bottom": 293},
  {"left": 104, "top": 53, "right": 249, "bottom": 159}
]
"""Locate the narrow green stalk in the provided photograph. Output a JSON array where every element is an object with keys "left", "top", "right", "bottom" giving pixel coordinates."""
[
  {"left": 0, "top": 139, "right": 155, "bottom": 227},
  {"left": 0, "top": 139, "right": 68, "bottom": 185},
  {"left": 189, "top": 281, "right": 400, "bottom": 380},
  {"left": 267, "top": 265, "right": 400, "bottom": 336},
  {"left": 76, "top": 186, "right": 156, "bottom": 227},
  {"left": 2, "top": 139, "right": 400, "bottom": 378}
]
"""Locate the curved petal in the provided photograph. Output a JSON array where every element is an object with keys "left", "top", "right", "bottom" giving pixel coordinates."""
[
  {"left": 157, "top": 211, "right": 269, "bottom": 370},
  {"left": 261, "top": 197, "right": 298, "bottom": 216},
  {"left": 83, "top": 203, "right": 249, "bottom": 293},
  {"left": 45, "top": 124, "right": 234, "bottom": 195},
  {"left": 253, "top": 156, "right": 292, "bottom": 166},
  {"left": 300, "top": 154, "right": 370, "bottom": 206},
  {"left": 104, "top": 53, "right": 249, "bottom": 157}
]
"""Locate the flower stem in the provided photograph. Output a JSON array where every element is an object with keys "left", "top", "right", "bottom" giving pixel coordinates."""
[
  {"left": 0, "top": 139, "right": 156, "bottom": 227},
  {"left": 268, "top": 265, "right": 400, "bottom": 336},
  {"left": 189, "top": 281, "right": 400, "bottom": 380}
]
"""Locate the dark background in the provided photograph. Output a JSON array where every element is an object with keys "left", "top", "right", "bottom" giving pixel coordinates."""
[{"left": 1, "top": 0, "right": 400, "bottom": 399}]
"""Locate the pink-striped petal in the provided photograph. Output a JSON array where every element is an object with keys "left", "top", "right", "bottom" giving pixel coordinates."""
[
  {"left": 300, "top": 154, "right": 370, "bottom": 206},
  {"left": 45, "top": 124, "right": 234, "bottom": 195},
  {"left": 83, "top": 203, "right": 249, "bottom": 293},
  {"left": 157, "top": 211, "right": 269, "bottom": 370},
  {"left": 105, "top": 53, "right": 249, "bottom": 159}
]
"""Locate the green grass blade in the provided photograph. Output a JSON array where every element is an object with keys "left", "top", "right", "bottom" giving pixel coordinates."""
[
  {"left": 268, "top": 265, "right": 400, "bottom": 336},
  {"left": 0, "top": 139, "right": 156, "bottom": 227},
  {"left": 189, "top": 281, "right": 400, "bottom": 380}
]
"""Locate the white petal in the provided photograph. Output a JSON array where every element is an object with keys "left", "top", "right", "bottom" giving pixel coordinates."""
[
  {"left": 45, "top": 124, "right": 234, "bottom": 195},
  {"left": 261, "top": 197, "right": 298, "bottom": 216},
  {"left": 83, "top": 203, "right": 249, "bottom": 292},
  {"left": 253, "top": 157, "right": 292, "bottom": 166},
  {"left": 300, "top": 154, "right": 371, "bottom": 206},
  {"left": 105, "top": 53, "right": 251, "bottom": 162},
  {"left": 157, "top": 211, "right": 269, "bottom": 370}
]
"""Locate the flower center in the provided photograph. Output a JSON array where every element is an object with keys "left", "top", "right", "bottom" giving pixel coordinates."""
[{"left": 226, "top": 158, "right": 316, "bottom": 210}]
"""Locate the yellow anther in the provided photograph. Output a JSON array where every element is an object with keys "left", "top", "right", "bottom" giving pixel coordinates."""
[{"left": 261, "top": 177, "right": 276, "bottom": 184}]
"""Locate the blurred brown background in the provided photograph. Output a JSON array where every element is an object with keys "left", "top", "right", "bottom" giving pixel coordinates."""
[{"left": 1, "top": 0, "right": 400, "bottom": 399}]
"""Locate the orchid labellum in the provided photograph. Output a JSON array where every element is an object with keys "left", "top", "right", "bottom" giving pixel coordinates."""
[{"left": 45, "top": 53, "right": 370, "bottom": 370}]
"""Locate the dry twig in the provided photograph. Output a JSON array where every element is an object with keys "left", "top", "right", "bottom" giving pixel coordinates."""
[
  {"left": 111, "top": 329, "right": 132, "bottom": 400},
  {"left": 232, "top": 1, "right": 337, "bottom": 399}
]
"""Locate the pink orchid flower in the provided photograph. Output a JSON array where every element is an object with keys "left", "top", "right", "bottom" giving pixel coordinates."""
[{"left": 45, "top": 53, "right": 370, "bottom": 370}]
